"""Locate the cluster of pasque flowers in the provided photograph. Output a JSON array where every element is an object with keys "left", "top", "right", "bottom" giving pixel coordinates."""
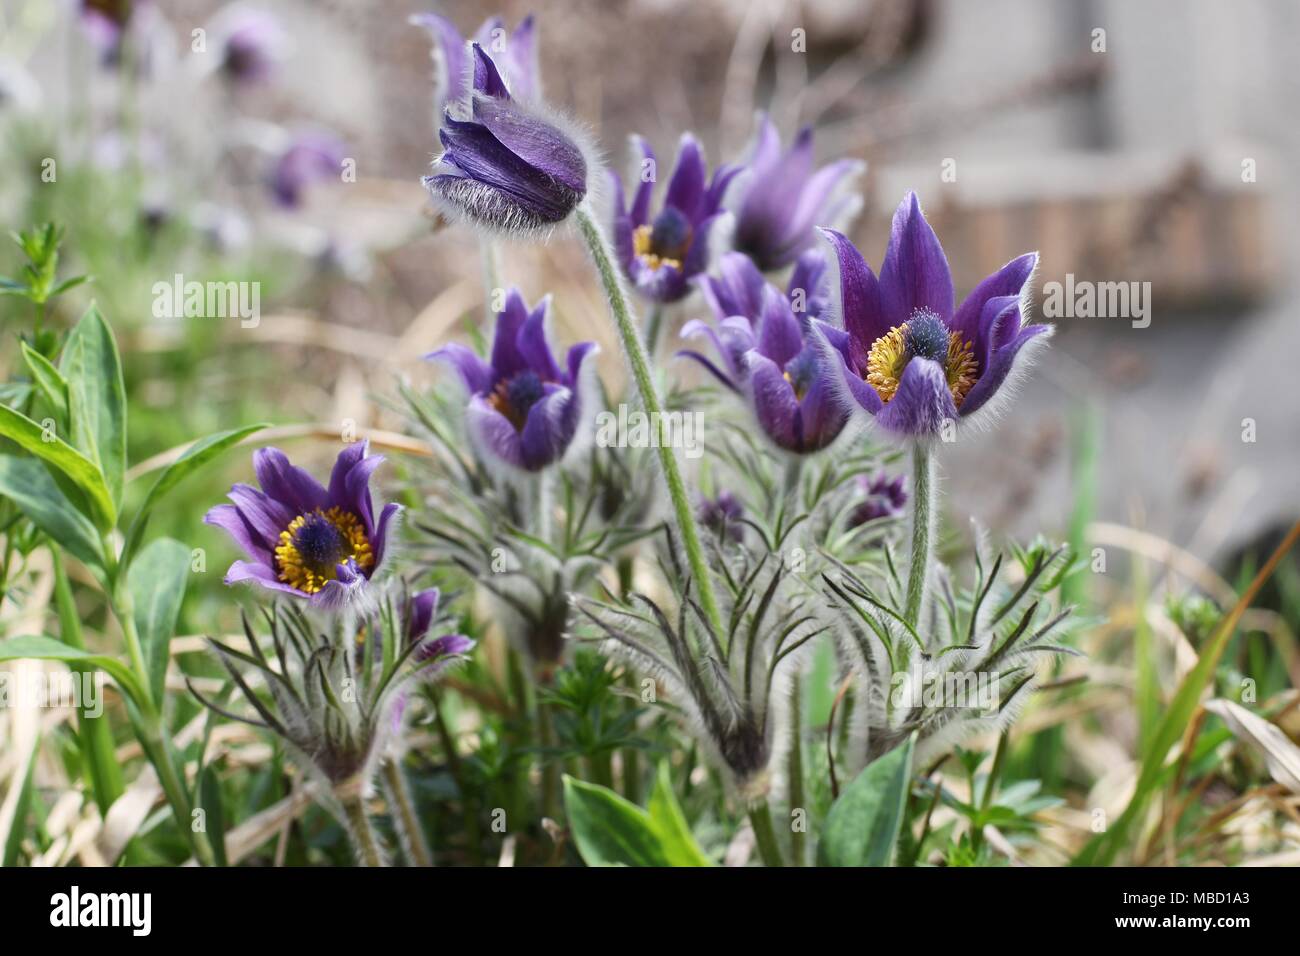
[{"left": 201, "top": 12, "right": 1056, "bottom": 853}]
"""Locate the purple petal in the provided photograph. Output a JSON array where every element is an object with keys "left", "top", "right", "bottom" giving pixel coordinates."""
[
  {"left": 470, "top": 43, "right": 510, "bottom": 98},
  {"left": 471, "top": 93, "right": 586, "bottom": 195},
  {"left": 518, "top": 294, "right": 563, "bottom": 381},
  {"left": 204, "top": 503, "right": 272, "bottom": 562},
  {"left": 327, "top": 441, "right": 368, "bottom": 508},
  {"left": 796, "top": 366, "right": 850, "bottom": 452},
  {"left": 664, "top": 133, "right": 706, "bottom": 222},
  {"left": 467, "top": 396, "right": 525, "bottom": 469},
  {"left": 226, "top": 483, "right": 293, "bottom": 544},
  {"left": 410, "top": 13, "right": 469, "bottom": 108},
  {"left": 950, "top": 252, "right": 1037, "bottom": 350},
  {"left": 427, "top": 343, "right": 494, "bottom": 394},
  {"left": 879, "top": 192, "right": 954, "bottom": 324},
  {"left": 407, "top": 588, "right": 440, "bottom": 643},
  {"left": 698, "top": 251, "right": 765, "bottom": 321},
  {"left": 253, "top": 447, "right": 327, "bottom": 516},
  {"left": 629, "top": 136, "right": 655, "bottom": 227},
  {"left": 875, "top": 357, "right": 958, "bottom": 436},
  {"left": 371, "top": 502, "right": 401, "bottom": 570},
  {"left": 788, "top": 249, "right": 828, "bottom": 318},
  {"left": 224, "top": 560, "right": 306, "bottom": 599},
  {"left": 745, "top": 353, "right": 800, "bottom": 450},
  {"left": 755, "top": 286, "right": 803, "bottom": 367},
  {"left": 565, "top": 341, "right": 598, "bottom": 387},
  {"left": 490, "top": 289, "right": 532, "bottom": 379},
  {"left": 959, "top": 324, "right": 1052, "bottom": 417},
  {"left": 819, "top": 228, "right": 885, "bottom": 371},
  {"left": 519, "top": 385, "right": 577, "bottom": 470}
]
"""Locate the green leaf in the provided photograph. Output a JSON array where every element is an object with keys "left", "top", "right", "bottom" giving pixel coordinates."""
[
  {"left": 564, "top": 775, "right": 685, "bottom": 867},
  {"left": 0, "top": 455, "right": 105, "bottom": 577},
  {"left": 21, "top": 342, "right": 69, "bottom": 431},
  {"left": 645, "top": 762, "right": 713, "bottom": 866},
  {"left": 0, "top": 402, "right": 115, "bottom": 530},
  {"left": 120, "top": 424, "right": 266, "bottom": 572},
  {"left": 0, "top": 733, "right": 39, "bottom": 867},
  {"left": 0, "top": 635, "right": 145, "bottom": 708},
  {"left": 818, "top": 732, "right": 915, "bottom": 866},
  {"left": 128, "top": 537, "right": 190, "bottom": 703},
  {"left": 198, "top": 765, "right": 228, "bottom": 867},
  {"left": 59, "top": 305, "right": 127, "bottom": 512}
]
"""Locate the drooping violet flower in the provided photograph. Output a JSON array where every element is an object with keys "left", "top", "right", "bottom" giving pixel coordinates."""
[
  {"left": 211, "top": 5, "right": 289, "bottom": 85},
  {"left": 385, "top": 588, "right": 475, "bottom": 732},
  {"left": 728, "top": 115, "right": 863, "bottom": 272},
  {"left": 819, "top": 192, "right": 1050, "bottom": 439},
  {"left": 428, "top": 289, "right": 598, "bottom": 473},
  {"left": 410, "top": 12, "right": 538, "bottom": 116},
  {"left": 849, "top": 471, "right": 907, "bottom": 527},
  {"left": 681, "top": 251, "right": 848, "bottom": 455},
  {"left": 422, "top": 44, "right": 591, "bottom": 233},
  {"left": 79, "top": 0, "right": 135, "bottom": 57},
  {"left": 697, "top": 491, "right": 745, "bottom": 544},
  {"left": 610, "top": 134, "right": 740, "bottom": 303},
  {"left": 205, "top": 443, "right": 400, "bottom": 609},
  {"left": 270, "top": 131, "right": 346, "bottom": 208}
]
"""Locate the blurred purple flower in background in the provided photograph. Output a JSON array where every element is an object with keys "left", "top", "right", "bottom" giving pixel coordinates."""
[
  {"left": 728, "top": 115, "right": 863, "bottom": 272},
  {"left": 820, "top": 192, "right": 1050, "bottom": 439},
  {"left": 697, "top": 491, "right": 745, "bottom": 543},
  {"left": 270, "top": 131, "right": 346, "bottom": 208},
  {"left": 206, "top": 443, "right": 401, "bottom": 609},
  {"left": 212, "top": 5, "right": 289, "bottom": 86},
  {"left": 849, "top": 471, "right": 907, "bottom": 527},
  {"left": 422, "top": 44, "right": 588, "bottom": 231},
  {"left": 428, "top": 288, "right": 597, "bottom": 472},
  {"left": 610, "top": 134, "right": 740, "bottom": 303},
  {"left": 681, "top": 251, "right": 848, "bottom": 455},
  {"left": 410, "top": 11, "right": 539, "bottom": 118}
]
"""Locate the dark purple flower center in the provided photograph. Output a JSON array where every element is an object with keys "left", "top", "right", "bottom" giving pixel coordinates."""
[
  {"left": 293, "top": 512, "right": 349, "bottom": 573},
  {"left": 490, "top": 370, "right": 547, "bottom": 431},
  {"left": 635, "top": 206, "right": 694, "bottom": 268},
  {"left": 903, "top": 309, "right": 949, "bottom": 362},
  {"left": 782, "top": 347, "right": 820, "bottom": 400}
]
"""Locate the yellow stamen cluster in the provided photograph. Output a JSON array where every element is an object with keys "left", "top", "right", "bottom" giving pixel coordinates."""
[
  {"left": 866, "top": 324, "right": 979, "bottom": 408},
  {"left": 275, "top": 506, "right": 374, "bottom": 594},
  {"left": 632, "top": 224, "right": 682, "bottom": 271}
]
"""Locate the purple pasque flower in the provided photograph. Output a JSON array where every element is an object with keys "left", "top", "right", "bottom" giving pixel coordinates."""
[
  {"left": 850, "top": 471, "right": 907, "bottom": 527},
  {"left": 428, "top": 289, "right": 598, "bottom": 473},
  {"left": 697, "top": 491, "right": 745, "bottom": 543},
  {"left": 610, "top": 134, "right": 740, "bottom": 303},
  {"left": 405, "top": 589, "right": 475, "bottom": 676},
  {"left": 386, "top": 588, "right": 475, "bottom": 731},
  {"left": 819, "top": 192, "right": 1050, "bottom": 439},
  {"left": 422, "top": 44, "right": 588, "bottom": 232},
  {"left": 270, "top": 131, "right": 345, "bottom": 208},
  {"left": 212, "top": 5, "right": 289, "bottom": 85},
  {"left": 728, "top": 115, "right": 863, "bottom": 272},
  {"left": 680, "top": 251, "right": 848, "bottom": 455},
  {"left": 410, "top": 12, "right": 538, "bottom": 115},
  {"left": 205, "top": 442, "right": 400, "bottom": 609}
]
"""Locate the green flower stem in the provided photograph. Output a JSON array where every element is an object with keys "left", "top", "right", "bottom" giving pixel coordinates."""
[
  {"left": 788, "top": 671, "right": 805, "bottom": 866},
  {"left": 643, "top": 303, "right": 665, "bottom": 356},
  {"left": 904, "top": 442, "right": 935, "bottom": 629},
  {"left": 383, "top": 759, "right": 432, "bottom": 867},
  {"left": 51, "top": 547, "right": 123, "bottom": 815},
  {"left": 341, "top": 792, "right": 385, "bottom": 867},
  {"left": 574, "top": 204, "right": 726, "bottom": 639},
  {"left": 537, "top": 696, "right": 561, "bottom": 822},
  {"left": 749, "top": 799, "right": 785, "bottom": 867}
]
